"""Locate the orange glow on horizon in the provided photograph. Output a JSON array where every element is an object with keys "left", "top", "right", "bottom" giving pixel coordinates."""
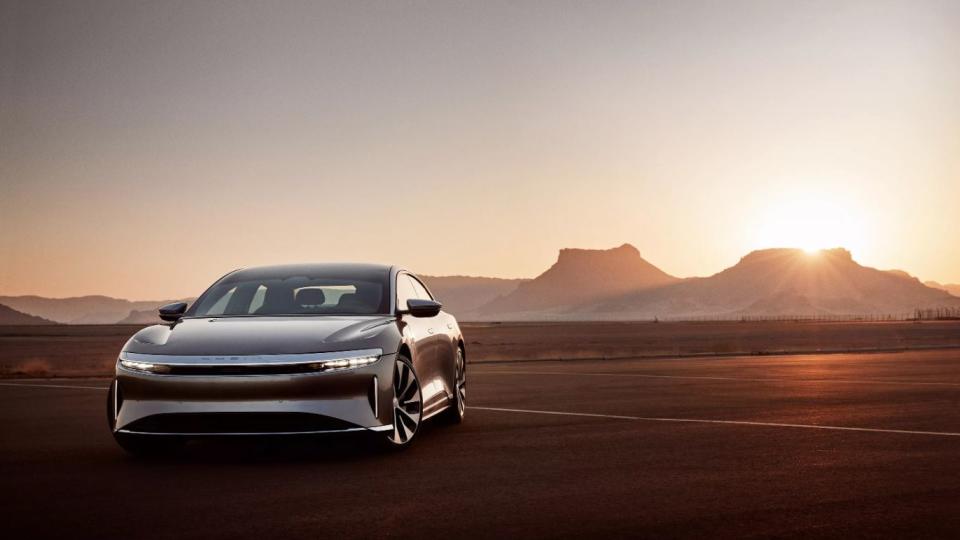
[{"left": 750, "top": 186, "right": 869, "bottom": 257}]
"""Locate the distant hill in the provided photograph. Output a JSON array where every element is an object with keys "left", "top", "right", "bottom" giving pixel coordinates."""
[
  {"left": 0, "top": 303, "right": 56, "bottom": 325},
  {"left": 117, "top": 309, "right": 163, "bottom": 324},
  {"left": 589, "top": 248, "right": 960, "bottom": 319},
  {"left": 114, "top": 299, "right": 196, "bottom": 324},
  {"left": 0, "top": 295, "right": 184, "bottom": 324},
  {"left": 419, "top": 275, "right": 527, "bottom": 316},
  {"left": 925, "top": 281, "right": 960, "bottom": 298},
  {"left": 476, "top": 244, "right": 679, "bottom": 318}
]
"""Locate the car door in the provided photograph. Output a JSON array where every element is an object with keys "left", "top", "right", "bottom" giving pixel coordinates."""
[{"left": 405, "top": 274, "right": 449, "bottom": 411}]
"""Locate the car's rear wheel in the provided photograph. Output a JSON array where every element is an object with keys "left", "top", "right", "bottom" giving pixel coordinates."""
[
  {"left": 441, "top": 347, "right": 466, "bottom": 424},
  {"left": 384, "top": 355, "right": 422, "bottom": 448}
]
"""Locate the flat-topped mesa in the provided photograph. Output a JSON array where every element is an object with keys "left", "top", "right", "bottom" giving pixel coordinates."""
[
  {"left": 557, "top": 243, "right": 641, "bottom": 263},
  {"left": 478, "top": 244, "right": 678, "bottom": 314}
]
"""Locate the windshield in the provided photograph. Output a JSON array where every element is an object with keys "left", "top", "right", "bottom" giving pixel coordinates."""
[{"left": 188, "top": 267, "right": 390, "bottom": 317}]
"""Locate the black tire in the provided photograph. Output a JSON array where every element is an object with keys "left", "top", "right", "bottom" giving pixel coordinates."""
[
  {"left": 382, "top": 354, "right": 423, "bottom": 449},
  {"left": 440, "top": 347, "right": 466, "bottom": 425}
]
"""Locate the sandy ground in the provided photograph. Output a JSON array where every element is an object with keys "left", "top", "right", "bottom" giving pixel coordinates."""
[
  {"left": 3, "top": 349, "right": 960, "bottom": 538},
  {"left": 2, "top": 320, "right": 959, "bottom": 377},
  {"left": 463, "top": 320, "right": 960, "bottom": 361}
]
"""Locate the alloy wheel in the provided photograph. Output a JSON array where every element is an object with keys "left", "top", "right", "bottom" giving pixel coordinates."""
[
  {"left": 455, "top": 348, "right": 466, "bottom": 418},
  {"left": 389, "top": 358, "right": 422, "bottom": 445}
]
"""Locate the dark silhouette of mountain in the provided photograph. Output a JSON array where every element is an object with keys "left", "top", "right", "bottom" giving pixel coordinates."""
[
  {"left": 925, "top": 281, "right": 960, "bottom": 298},
  {"left": 589, "top": 248, "right": 960, "bottom": 319},
  {"left": 419, "top": 275, "right": 527, "bottom": 316},
  {"left": 476, "top": 244, "right": 679, "bottom": 317},
  {"left": 0, "top": 303, "right": 56, "bottom": 325},
  {"left": 0, "top": 295, "right": 183, "bottom": 324}
]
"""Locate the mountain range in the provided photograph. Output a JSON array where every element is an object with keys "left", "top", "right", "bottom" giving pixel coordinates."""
[
  {"left": 2, "top": 244, "right": 958, "bottom": 323},
  {"left": 583, "top": 247, "right": 959, "bottom": 320},
  {"left": 0, "top": 295, "right": 187, "bottom": 324},
  {"left": 0, "top": 304, "right": 56, "bottom": 325}
]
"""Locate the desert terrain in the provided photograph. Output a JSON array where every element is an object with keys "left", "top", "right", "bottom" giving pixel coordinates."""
[
  {"left": 4, "top": 348, "right": 960, "bottom": 538},
  {"left": 3, "top": 321, "right": 960, "bottom": 537}
]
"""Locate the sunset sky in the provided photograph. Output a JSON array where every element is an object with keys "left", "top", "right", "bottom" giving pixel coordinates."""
[{"left": 2, "top": 0, "right": 958, "bottom": 300}]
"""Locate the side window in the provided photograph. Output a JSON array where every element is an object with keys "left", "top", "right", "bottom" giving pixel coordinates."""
[
  {"left": 396, "top": 274, "right": 418, "bottom": 310},
  {"left": 409, "top": 276, "right": 434, "bottom": 301}
]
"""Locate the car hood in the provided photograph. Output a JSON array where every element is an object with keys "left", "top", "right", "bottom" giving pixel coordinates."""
[{"left": 123, "top": 316, "right": 398, "bottom": 356}]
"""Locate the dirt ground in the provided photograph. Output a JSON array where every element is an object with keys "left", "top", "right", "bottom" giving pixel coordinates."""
[
  {"left": 462, "top": 320, "right": 960, "bottom": 361},
  {"left": 2, "top": 320, "right": 959, "bottom": 378}
]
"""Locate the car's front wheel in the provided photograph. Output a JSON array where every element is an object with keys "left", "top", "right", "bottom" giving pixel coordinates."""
[{"left": 384, "top": 355, "right": 422, "bottom": 448}]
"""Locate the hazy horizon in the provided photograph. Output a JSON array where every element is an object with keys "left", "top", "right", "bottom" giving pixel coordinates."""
[
  {"left": 0, "top": 243, "right": 955, "bottom": 302},
  {"left": 3, "top": 0, "right": 959, "bottom": 299}
]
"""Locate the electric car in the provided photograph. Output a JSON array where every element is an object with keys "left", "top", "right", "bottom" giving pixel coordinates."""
[{"left": 107, "top": 264, "right": 466, "bottom": 454}]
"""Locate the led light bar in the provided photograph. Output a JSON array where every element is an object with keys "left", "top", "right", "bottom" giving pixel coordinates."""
[{"left": 117, "top": 350, "right": 382, "bottom": 375}]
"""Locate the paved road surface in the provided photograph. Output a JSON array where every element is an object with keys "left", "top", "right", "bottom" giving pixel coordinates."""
[{"left": 3, "top": 350, "right": 960, "bottom": 538}]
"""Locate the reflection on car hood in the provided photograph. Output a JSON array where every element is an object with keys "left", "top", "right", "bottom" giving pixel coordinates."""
[{"left": 123, "top": 316, "right": 397, "bottom": 356}]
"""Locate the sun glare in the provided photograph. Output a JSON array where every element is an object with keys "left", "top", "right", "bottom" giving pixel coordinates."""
[{"left": 752, "top": 189, "right": 867, "bottom": 255}]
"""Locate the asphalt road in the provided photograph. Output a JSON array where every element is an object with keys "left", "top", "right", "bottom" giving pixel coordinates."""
[{"left": 3, "top": 350, "right": 960, "bottom": 538}]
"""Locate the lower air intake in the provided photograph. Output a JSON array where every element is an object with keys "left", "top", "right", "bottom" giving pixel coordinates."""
[{"left": 124, "top": 412, "right": 357, "bottom": 434}]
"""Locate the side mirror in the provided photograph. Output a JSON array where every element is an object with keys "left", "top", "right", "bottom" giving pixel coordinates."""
[
  {"left": 405, "top": 299, "right": 442, "bottom": 318},
  {"left": 158, "top": 302, "right": 188, "bottom": 322}
]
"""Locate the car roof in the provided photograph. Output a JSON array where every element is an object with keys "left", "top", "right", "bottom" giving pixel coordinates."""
[{"left": 225, "top": 263, "right": 395, "bottom": 281}]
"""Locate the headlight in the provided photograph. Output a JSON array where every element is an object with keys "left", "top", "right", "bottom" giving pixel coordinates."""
[
  {"left": 307, "top": 354, "right": 379, "bottom": 372},
  {"left": 118, "top": 358, "right": 172, "bottom": 374}
]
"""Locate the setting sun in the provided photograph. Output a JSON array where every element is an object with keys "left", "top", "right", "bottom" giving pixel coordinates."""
[{"left": 752, "top": 188, "right": 868, "bottom": 255}]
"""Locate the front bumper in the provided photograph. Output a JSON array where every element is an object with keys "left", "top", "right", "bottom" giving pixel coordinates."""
[{"left": 112, "top": 351, "right": 396, "bottom": 436}]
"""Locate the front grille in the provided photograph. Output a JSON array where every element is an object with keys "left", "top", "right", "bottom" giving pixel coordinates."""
[
  {"left": 162, "top": 363, "right": 327, "bottom": 376},
  {"left": 124, "top": 412, "right": 357, "bottom": 434}
]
